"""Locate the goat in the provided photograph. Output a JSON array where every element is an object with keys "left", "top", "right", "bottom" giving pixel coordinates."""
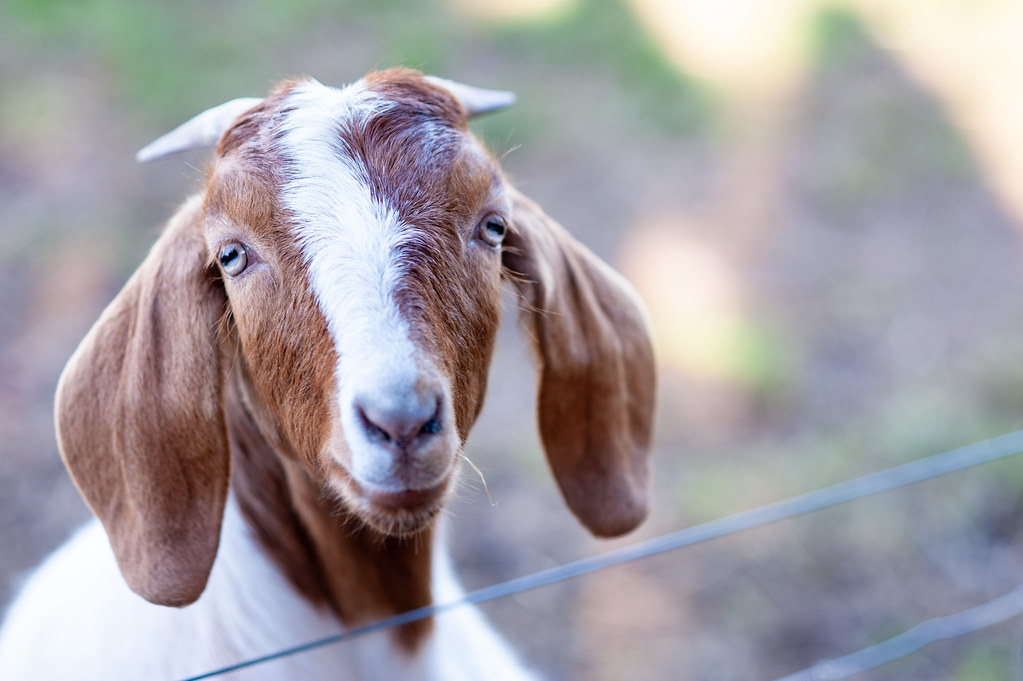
[{"left": 0, "top": 68, "right": 656, "bottom": 681}]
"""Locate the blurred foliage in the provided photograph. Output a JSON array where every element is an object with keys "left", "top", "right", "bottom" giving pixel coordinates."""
[
  {"left": 953, "top": 643, "right": 1011, "bottom": 681},
  {"left": 2, "top": 0, "right": 711, "bottom": 134},
  {"left": 491, "top": 0, "right": 717, "bottom": 135},
  {"left": 807, "top": 3, "right": 875, "bottom": 69},
  {"left": 800, "top": 7, "right": 978, "bottom": 214},
  {"left": 724, "top": 320, "right": 794, "bottom": 397}
]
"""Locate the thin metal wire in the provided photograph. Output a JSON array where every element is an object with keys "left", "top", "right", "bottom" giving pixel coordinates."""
[
  {"left": 179, "top": 429, "right": 1023, "bottom": 681},
  {"left": 773, "top": 585, "right": 1023, "bottom": 680}
]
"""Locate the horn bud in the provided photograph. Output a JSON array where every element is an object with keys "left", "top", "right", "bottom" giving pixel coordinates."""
[
  {"left": 136, "top": 97, "right": 263, "bottom": 163},
  {"left": 425, "top": 76, "right": 516, "bottom": 117}
]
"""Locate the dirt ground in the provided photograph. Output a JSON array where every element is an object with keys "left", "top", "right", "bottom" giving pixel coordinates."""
[{"left": 5, "top": 2, "right": 1023, "bottom": 680}]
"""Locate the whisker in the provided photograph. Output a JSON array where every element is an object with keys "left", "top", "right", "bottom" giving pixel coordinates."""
[{"left": 460, "top": 454, "right": 497, "bottom": 507}]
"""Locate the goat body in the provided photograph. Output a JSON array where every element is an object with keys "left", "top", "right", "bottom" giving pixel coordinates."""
[{"left": 0, "top": 68, "right": 656, "bottom": 680}]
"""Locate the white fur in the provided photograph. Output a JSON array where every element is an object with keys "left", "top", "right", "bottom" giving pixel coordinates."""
[
  {"left": 277, "top": 79, "right": 456, "bottom": 491},
  {"left": 0, "top": 499, "right": 343, "bottom": 681},
  {"left": 423, "top": 534, "right": 541, "bottom": 681},
  {"left": 0, "top": 499, "right": 537, "bottom": 681}
]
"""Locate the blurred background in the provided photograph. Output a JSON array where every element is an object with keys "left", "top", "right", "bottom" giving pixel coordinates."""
[{"left": 5, "top": 0, "right": 1023, "bottom": 678}]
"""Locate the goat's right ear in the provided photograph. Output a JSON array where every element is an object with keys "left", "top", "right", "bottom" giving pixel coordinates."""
[
  {"left": 55, "top": 196, "right": 230, "bottom": 607},
  {"left": 503, "top": 187, "right": 657, "bottom": 538}
]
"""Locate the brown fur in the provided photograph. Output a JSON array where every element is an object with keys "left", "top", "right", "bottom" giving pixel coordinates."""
[
  {"left": 55, "top": 196, "right": 230, "bottom": 607},
  {"left": 229, "top": 379, "right": 433, "bottom": 646},
  {"left": 503, "top": 188, "right": 657, "bottom": 537},
  {"left": 54, "top": 68, "right": 656, "bottom": 656}
]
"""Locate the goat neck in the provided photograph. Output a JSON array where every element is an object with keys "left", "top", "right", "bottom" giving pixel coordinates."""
[{"left": 226, "top": 377, "right": 435, "bottom": 650}]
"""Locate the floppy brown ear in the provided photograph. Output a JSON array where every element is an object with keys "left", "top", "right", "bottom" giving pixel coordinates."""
[
  {"left": 503, "top": 187, "right": 657, "bottom": 538},
  {"left": 55, "top": 196, "right": 230, "bottom": 607}
]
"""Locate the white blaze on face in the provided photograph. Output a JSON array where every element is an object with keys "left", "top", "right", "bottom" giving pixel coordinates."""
[{"left": 277, "top": 79, "right": 436, "bottom": 490}]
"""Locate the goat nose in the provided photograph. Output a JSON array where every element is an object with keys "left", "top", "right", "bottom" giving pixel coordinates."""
[{"left": 355, "top": 393, "right": 443, "bottom": 449}]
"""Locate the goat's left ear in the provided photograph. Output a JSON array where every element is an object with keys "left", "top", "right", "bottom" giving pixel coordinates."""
[{"left": 503, "top": 187, "right": 657, "bottom": 538}]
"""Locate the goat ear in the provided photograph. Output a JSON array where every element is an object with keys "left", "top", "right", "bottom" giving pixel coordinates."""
[
  {"left": 503, "top": 187, "right": 657, "bottom": 538},
  {"left": 55, "top": 197, "right": 230, "bottom": 607}
]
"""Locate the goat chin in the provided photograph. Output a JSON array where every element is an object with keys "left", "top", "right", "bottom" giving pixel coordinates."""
[
  {"left": 0, "top": 66, "right": 657, "bottom": 681},
  {"left": 339, "top": 472, "right": 455, "bottom": 539}
]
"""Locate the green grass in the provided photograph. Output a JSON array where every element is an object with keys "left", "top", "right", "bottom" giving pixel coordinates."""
[
  {"left": 3, "top": 0, "right": 715, "bottom": 135},
  {"left": 492, "top": 0, "right": 717, "bottom": 135}
]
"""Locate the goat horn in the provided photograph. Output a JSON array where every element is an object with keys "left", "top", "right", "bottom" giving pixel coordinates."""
[
  {"left": 425, "top": 77, "right": 516, "bottom": 118},
  {"left": 136, "top": 97, "right": 263, "bottom": 163}
]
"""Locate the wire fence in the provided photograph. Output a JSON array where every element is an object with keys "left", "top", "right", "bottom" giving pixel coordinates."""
[
  {"left": 773, "top": 584, "right": 1023, "bottom": 681},
  {"left": 180, "top": 429, "right": 1023, "bottom": 681}
]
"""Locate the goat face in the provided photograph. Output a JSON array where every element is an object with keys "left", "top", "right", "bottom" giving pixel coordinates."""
[
  {"left": 55, "top": 68, "right": 656, "bottom": 608},
  {"left": 204, "top": 73, "right": 505, "bottom": 536}
]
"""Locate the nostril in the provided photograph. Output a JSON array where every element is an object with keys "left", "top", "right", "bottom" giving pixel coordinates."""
[
  {"left": 419, "top": 417, "right": 442, "bottom": 436},
  {"left": 355, "top": 394, "right": 443, "bottom": 448},
  {"left": 356, "top": 405, "right": 393, "bottom": 444}
]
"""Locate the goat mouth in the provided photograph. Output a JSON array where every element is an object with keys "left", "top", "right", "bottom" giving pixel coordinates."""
[
  {"left": 367, "top": 486, "right": 443, "bottom": 509},
  {"left": 348, "top": 479, "right": 450, "bottom": 537}
]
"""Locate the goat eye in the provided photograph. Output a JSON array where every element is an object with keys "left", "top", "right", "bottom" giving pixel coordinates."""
[
  {"left": 218, "top": 242, "right": 249, "bottom": 277},
  {"left": 479, "top": 216, "right": 506, "bottom": 247}
]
